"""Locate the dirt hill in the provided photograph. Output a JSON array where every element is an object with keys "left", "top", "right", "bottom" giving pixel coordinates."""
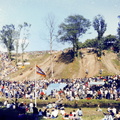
[{"left": 9, "top": 49, "right": 120, "bottom": 81}]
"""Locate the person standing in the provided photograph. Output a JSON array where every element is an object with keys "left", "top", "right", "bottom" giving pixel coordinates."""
[
  {"left": 33, "top": 104, "right": 38, "bottom": 120},
  {"left": 29, "top": 101, "right": 33, "bottom": 113}
]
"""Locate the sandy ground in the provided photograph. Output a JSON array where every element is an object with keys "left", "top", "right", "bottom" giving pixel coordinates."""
[{"left": 11, "top": 49, "right": 120, "bottom": 81}]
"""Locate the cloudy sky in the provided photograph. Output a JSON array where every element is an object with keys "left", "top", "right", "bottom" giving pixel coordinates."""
[{"left": 0, "top": 0, "right": 120, "bottom": 52}]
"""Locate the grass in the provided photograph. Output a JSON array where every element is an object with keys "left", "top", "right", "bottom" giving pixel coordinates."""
[
  {"left": 8, "top": 53, "right": 50, "bottom": 79},
  {"left": 0, "top": 106, "right": 106, "bottom": 120},
  {"left": 60, "top": 58, "right": 80, "bottom": 78},
  {"left": 6, "top": 49, "right": 120, "bottom": 80},
  {"left": 39, "top": 107, "right": 106, "bottom": 120},
  {"left": 0, "top": 97, "right": 120, "bottom": 109},
  {"left": 0, "top": 98, "right": 119, "bottom": 120},
  {"left": 112, "top": 59, "right": 120, "bottom": 69}
]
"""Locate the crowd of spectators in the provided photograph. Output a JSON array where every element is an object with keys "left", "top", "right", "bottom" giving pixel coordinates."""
[
  {"left": 0, "top": 51, "right": 18, "bottom": 79},
  {"left": 0, "top": 75, "right": 120, "bottom": 101},
  {"left": 60, "top": 75, "right": 120, "bottom": 101},
  {"left": 0, "top": 51, "right": 120, "bottom": 102},
  {"left": 2, "top": 98, "right": 120, "bottom": 120},
  {"left": 102, "top": 106, "right": 120, "bottom": 120},
  {"left": 3, "top": 99, "right": 83, "bottom": 120},
  {"left": 0, "top": 75, "right": 119, "bottom": 120},
  {"left": 0, "top": 51, "right": 120, "bottom": 119}
]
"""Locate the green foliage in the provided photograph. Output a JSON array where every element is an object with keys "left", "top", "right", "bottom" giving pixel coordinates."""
[
  {"left": 102, "top": 35, "right": 116, "bottom": 50},
  {"left": 113, "top": 39, "right": 120, "bottom": 53},
  {"left": 93, "top": 14, "right": 107, "bottom": 57},
  {"left": 1, "top": 96, "right": 119, "bottom": 110},
  {"left": 112, "top": 59, "right": 120, "bottom": 70},
  {"left": 63, "top": 99, "right": 120, "bottom": 108},
  {"left": 58, "top": 14, "right": 91, "bottom": 57},
  {"left": 79, "top": 39, "right": 97, "bottom": 48},
  {"left": 93, "top": 14, "right": 107, "bottom": 41},
  {"left": 59, "top": 58, "right": 80, "bottom": 78},
  {"left": 117, "top": 16, "right": 120, "bottom": 40},
  {"left": 78, "top": 34, "right": 119, "bottom": 54},
  {"left": 0, "top": 24, "right": 15, "bottom": 60}
]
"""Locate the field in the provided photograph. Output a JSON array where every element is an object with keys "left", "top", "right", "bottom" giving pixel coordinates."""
[
  {"left": 0, "top": 106, "right": 106, "bottom": 120},
  {"left": 0, "top": 97, "right": 120, "bottom": 120},
  {"left": 39, "top": 107, "right": 106, "bottom": 120}
]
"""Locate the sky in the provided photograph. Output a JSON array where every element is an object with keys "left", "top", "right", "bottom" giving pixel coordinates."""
[{"left": 0, "top": 0, "right": 120, "bottom": 52}]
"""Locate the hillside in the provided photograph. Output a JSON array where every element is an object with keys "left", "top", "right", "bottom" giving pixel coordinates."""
[{"left": 6, "top": 49, "right": 120, "bottom": 81}]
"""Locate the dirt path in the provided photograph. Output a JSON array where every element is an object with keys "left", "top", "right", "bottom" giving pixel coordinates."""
[
  {"left": 78, "top": 52, "right": 100, "bottom": 78},
  {"left": 11, "top": 50, "right": 120, "bottom": 81},
  {"left": 101, "top": 52, "right": 120, "bottom": 75}
]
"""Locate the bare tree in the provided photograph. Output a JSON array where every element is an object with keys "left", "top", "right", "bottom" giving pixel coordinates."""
[
  {"left": 14, "top": 24, "right": 22, "bottom": 65},
  {"left": 46, "top": 14, "right": 56, "bottom": 78},
  {"left": 20, "top": 22, "right": 31, "bottom": 66}
]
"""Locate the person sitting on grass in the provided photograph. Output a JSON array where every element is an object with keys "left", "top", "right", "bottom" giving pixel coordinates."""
[
  {"left": 69, "top": 111, "right": 73, "bottom": 119},
  {"left": 46, "top": 110, "right": 51, "bottom": 119},
  {"left": 76, "top": 108, "right": 83, "bottom": 117},
  {"left": 46, "top": 102, "right": 52, "bottom": 109},
  {"left": 42, "top": 108, "right": 47, "bottom": 117},
  {"left": 3, "top": 100, "right": 8, "bottom": 107},
  {"left": 72, "top": 114, "right": 81, "bottom": 120},
  {"left": 60, "top": 107, "right": 66, "bottom": 116},
  {"left": 114, "top": 110, "right": 120, "bottom": 120},
  {"left": 103, "top": 110, "right": 114, "bottom": 120},
  {"left": 62, "top": 112, "right": 69, "bottom": 119},
  {"left": 51, "top": 109, "right": 58, "bottom": 118},
  {"left": 96, "top": 104, "right": 102, "bottom": 112},
  {"left": 38, "top": 109, "right": 43, "bottom": 117}
]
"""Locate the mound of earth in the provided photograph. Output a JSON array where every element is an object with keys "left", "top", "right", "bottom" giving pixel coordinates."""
[{"left": 9, "top": 49, "right": 120, "bottom": 81}]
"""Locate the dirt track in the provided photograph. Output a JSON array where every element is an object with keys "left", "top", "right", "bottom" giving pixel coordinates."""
[{"left": 12, "top": 50, "right": 120, "bottom": 81}]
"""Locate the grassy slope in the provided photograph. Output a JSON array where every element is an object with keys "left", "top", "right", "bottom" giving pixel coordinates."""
[{"left": 9, "top": 50, "right": 120, "bottom": 81}]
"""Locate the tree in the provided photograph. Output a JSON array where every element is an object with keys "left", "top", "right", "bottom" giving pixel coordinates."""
[
  {"left": 46, "top": 14, "right": 56, "bottom": 78},
  {"left": 20, "top": 22, "right": 31, "bottom": 66},
  {"left": 103, "top": 35, "right": 116, "bottom": 50},
  {"left": 0, "top": 24, "right": 15, "bottom": 60},
  {"left": 58, "top": 15, "right": 91, "bottom": 57},
  {"left": 81, "top": 39, "right": 98, "bottom": 48},
  {"left": 14, "top": 24, "right": 22, "bottom": 65},
  {"left": 116, "top": 15, "right": 120, "bottom": 52},
  {"left": 117, "top": 16, "right": 120, "bottom": 40},
  {"left": 93, "top": 14, "right": 107, "bottom": 57}
]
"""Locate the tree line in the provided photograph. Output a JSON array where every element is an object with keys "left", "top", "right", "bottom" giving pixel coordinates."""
[
  {"left": 0, "top": 14, "right": 120, "bottom": 66},
  {"left": 57, "top": 14, "right": 120, "bottom": 58},
  {"left": 0, "top": 22, "right": 31, "bottom": 66}
]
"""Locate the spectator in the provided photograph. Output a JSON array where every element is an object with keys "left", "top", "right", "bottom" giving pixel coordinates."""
[
  {"left": 29, "top": 101, "right": 33, "bottom": 112},
  {"left": 51, "top": 109, "right": 58, "bottom": 118},
  {"left": 76, "top": 108, "right": 83, "bottom": 117},
  {"left": 32, "top": 104, "right": 38, "bottom": 120},
  {"left": 38, "top": 109, "right": 43, "bottom": 117}
]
